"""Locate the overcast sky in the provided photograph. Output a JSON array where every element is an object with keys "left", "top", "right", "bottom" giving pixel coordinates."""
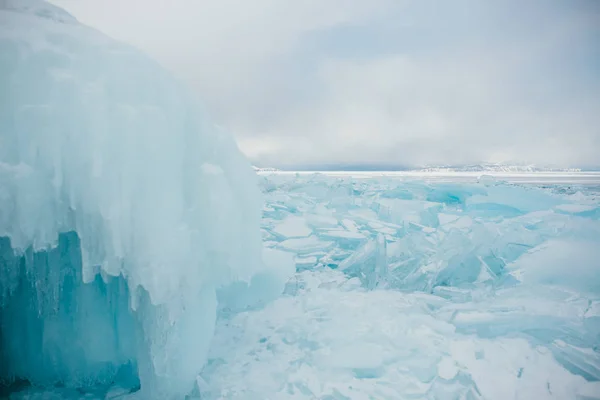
[{"left": 51, "top": 0, "right": 600, "bottom": 168}]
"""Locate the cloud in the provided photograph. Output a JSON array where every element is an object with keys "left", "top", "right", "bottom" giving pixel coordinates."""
[{"left": 51, "top": 0, "right": 600, "bottom": 168}]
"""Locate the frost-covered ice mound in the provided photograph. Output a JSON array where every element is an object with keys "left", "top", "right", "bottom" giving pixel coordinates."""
[
  {"left": 0, "top": 2, "right": 293, "bottom": 399},
  {"left": 197, "top": 175, "right": 600, "bottom": 399}
]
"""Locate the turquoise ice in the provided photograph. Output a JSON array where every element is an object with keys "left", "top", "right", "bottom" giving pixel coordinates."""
[{"left": 0, "top": 2, "right": 292, "bottom": 398}]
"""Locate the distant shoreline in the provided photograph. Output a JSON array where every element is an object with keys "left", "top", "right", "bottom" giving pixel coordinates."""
[
  {"left": 255, "top": 170, "right": 600, "bottom": 184},
  {"left": 253, "top": 166, "right": 599, "bottom": 173}
]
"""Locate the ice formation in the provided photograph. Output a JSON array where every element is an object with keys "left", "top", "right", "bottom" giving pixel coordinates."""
[
  {"left": 3, "top": 2, "right": 600, "bottom": 399},
  {"left": 0, "top": 1, "right": 291, "bottom": 398},
  {"left": 195, "top": 173, "right": 600, "bottom": 399}
]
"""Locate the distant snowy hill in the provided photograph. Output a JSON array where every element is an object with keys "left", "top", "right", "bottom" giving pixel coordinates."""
[
  {"left": 253, "top": 164, "right": 583, "bottom": 173},
  {"left": 253, "top": 166, "right": 280, "bottom": 173},
  {"left": 415, "top": 163, "right": 582, "bottom": 173}
]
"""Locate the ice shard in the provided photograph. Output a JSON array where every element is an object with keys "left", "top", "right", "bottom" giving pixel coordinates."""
[
  {"left": 0, "top": 1, "right": 281, "bottom": 398},
  {"left": 338, "top": 234, "right": 387, "bottom": 289}
]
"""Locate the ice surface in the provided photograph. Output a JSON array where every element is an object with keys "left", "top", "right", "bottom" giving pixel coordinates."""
[
  {"left": 0, "top": 3, "right": 288, "bottom": 398},
  {"left": 3, "top": 3, "right": 600, "bottom": 398},
  {"left": 338, "top": 234, "right": 387, "bottom": 289},
  {"left": 305, "top": 213, "right": 339, "bottom": 228},
  {"left": 508, "top": 239, "right": 600, "bottom": 294},
  {"left": 278, "top": 236, "right": 335, "bottom": 254},
  {"left": 193, "top": 173, "right": 600, "bottom": 399},
  {"left": 577, "top": 381, "right": 600, "bottom": 399},
  {"left": 318, "top": 229, "right": 366, "bottom": 242},
  {"left": 294, "top": 255, "right": 318, "bottom": 269},
  {"left": 216, "top": 248, "right": 295, "bottom": 315},
  {"left": 555, "top": 204, "right": 598, "bottom": 214},
  {"left": 272, "top": 216, "right": 312, "bottom": 238},
  {"left": 341, "top": 218, "right": 359, "bottom": 232},
  {"left": 202, "top": 280, "right": 589, "bottom": 399}
]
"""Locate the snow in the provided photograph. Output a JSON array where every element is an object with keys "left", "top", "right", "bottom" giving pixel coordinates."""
[
  {"left": 0, "top": 3, "right": 289, "bottom": 399},
  {"left": 437, "top": 357, "right": 459, "bottom": 380},
  {"left": 508, "top": 239, "right": 600, "bottom": 294},
  {"left": 585, "top": 301, "right": 600, "bottom": 318},
  {"left": 448, "top": 338, "right": 586, "bottom": 399},
  {"left": 202, "top": 283, "right": 589, "bottom": 399},
  {"left": 577, "top": 381, "right": 600, "bottom": 399},
  {"left": 418, "top": 163, "right": 583, "bottom": 173}
]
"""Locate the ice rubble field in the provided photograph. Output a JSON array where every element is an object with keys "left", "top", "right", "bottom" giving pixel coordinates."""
[
  {"left": 10, "top": 172, "right": 600, "bottom": 400},
  {"left": 195, "top": 174, "right": 600, "bottom": 400}
]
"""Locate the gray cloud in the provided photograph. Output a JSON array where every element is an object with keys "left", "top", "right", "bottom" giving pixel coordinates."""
[{"left": 51, "top": 0, "right": 600, "bottom": 168}]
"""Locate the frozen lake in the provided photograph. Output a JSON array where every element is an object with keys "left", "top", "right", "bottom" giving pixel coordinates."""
[
  {"left": 195, "top": 173, "right": 600, "bottom": 399},
  {"left": 9, "top": 173, "right": 600, "bottom": 399},
  {"left": 258, "top": 170, "right": 600, "bottom": 185}
]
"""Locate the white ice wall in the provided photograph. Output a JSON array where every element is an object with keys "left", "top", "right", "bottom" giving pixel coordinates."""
[{"left": 0, "top": 2, "right": 282, "bottom": 398}]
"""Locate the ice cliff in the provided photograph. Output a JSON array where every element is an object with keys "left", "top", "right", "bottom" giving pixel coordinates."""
[{"left": 0, "top": 1, "right": 290, "bottom": 398}]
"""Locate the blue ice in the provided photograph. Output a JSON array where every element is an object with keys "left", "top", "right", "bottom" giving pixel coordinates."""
[
  {"left": 0, "top": 2, "right": 291, "bottom": 398},
  {"left": 2, "top": 1, "right": 600, "bottom": 400}
]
